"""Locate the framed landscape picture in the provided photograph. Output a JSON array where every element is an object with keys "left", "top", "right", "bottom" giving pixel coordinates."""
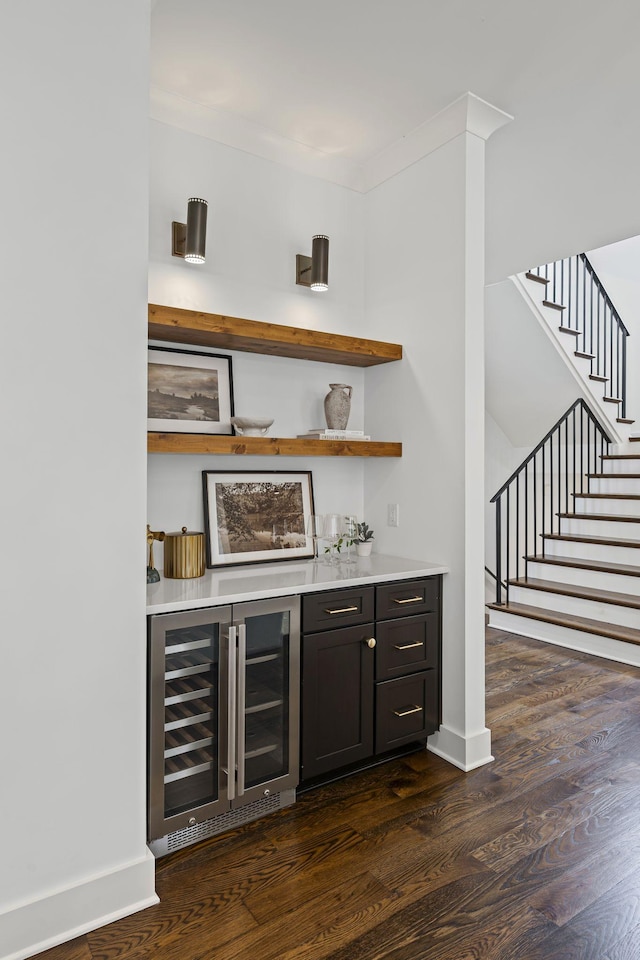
[
  {"left": 203, "top": 470, "right": 315, "bottom": 567},
  {"left": 148, "top": 347, "right": 234, "bottom": 434}
]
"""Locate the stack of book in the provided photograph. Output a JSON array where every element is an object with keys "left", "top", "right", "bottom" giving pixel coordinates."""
[{"left": 297, "top": 429, "right": 371, "bottom": 440}]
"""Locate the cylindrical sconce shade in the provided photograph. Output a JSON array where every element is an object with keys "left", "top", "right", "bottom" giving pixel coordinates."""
[
  {"left": 310, "top": 234, "right": 329, "bottom": 290},
  {"left": 185, "top": 198, "right": 208, "bottom": 263}
]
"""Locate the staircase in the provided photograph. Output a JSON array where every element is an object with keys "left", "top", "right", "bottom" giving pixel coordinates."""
[
  {"left": 487, "top": 259, "right": 640, "bottom": 666},
  {"left": 513, "top": 255, "right": 634, "bottom": 442}
]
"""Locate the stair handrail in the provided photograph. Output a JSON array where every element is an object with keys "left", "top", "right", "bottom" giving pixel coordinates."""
[
  {"left": 528, "top": 253, "right": 630, "bottom": 419},
  {"left": 490, "top": 398, "right": 612, "bottom": 607}
]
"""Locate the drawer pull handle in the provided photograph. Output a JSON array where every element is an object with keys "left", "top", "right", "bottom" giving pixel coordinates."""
[
  {"left": 364, "top": 637, "right": 376, "bottom": 649},
  {"left": 325, "top": 605, "right": 359, "bottom": 614},
  {"left": 394, "top": 641, "right": 424, "bottom": 650},
  {"left": 392, "top": 596, "right": 423, "bottom": 605},
  {"left": 394, "top": 704, "right": 423, "bottom": 717}
]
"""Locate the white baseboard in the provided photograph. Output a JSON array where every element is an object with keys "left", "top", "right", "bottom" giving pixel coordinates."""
[
  {"left": 427, "top": 724, "right": 494, "bottom": 771},
  {"left": 0, "top": 849, "right": 158, "bottom": 960}
]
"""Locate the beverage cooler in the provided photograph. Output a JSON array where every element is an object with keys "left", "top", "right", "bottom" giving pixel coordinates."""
[{"left": 147, "top": 596, "right": 300, "bottom": 856}]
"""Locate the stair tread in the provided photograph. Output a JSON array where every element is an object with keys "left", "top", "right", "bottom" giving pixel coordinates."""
[
  {"left": 589, "top": 374, "right": 609, "bottom": 382},
  {"left": 574, "top": 493, "right": 640, "bottom": 500},
  {"left": 558, "top": 326, "right": 579, "bottom": 335},
  {"left": 525, "top": 271, "right": 549, "bottom": 285},
  {"left": 618, "top": 418, "right": 636, "bottom": 424},
  {"left": 588, "top": 473, "right": 640, "bottom": 479},
  {"left": 508, "top": 577, "right": 640, "bottom": 609},
  {"left": 603, "top": 396, "right": 623, "bottom": 403},
  {"left": 602, "top": 454, "right": 640, "bottom": 460},
  {"left": 543, "top": 300, "right": 566, "bottom": 311},
  {"left": 527, "top": 553, "right": 640, "bottom": 577},
  {"left": 487, "top": 601, "right": 640, "bottom": 645},
  {"left": 544, "top": 532, "right": 640, "bottom": 548},
  {"left": 558, "top": 512, "right": 640, "bottom": 523},
  {"left": 576, "top": 351, "right": 596, "bottom": 359}
]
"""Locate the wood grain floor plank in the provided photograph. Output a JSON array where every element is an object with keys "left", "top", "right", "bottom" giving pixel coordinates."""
[
  {"left": 208, "top": 870, "right": 397, "bottom": 960},
  {"left": 530, "top": 829, "right": 640, "bottom": 926},
  {"left": 36, "top": 938, "right": 92, "bottom": 960},
  {"left": 470, "top": 776, "right": 640, "bottom": 872},
  {"left": 85, "top": 889, "right": 256, "bottom": 960},
  {"left": 604, "top": 922, "right": 640, "bottom": 959}
]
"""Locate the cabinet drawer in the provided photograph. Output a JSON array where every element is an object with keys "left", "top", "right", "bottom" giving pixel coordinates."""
[
  {"left": 375, "top": 613, "right": 439, "bottom": 681},
  {"left": 376, "top": 577, "right": 440, "bottom": 620},
  {"left": 302, "top": 586, "right": 375, "bottom": 633},
  {"left": 375, "top": 670, "right": 438, "bottom": 754}
]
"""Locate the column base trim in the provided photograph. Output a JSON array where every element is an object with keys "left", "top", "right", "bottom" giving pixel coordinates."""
[{"left": 427, "top": 724, "right": 494, "bottom": 771}]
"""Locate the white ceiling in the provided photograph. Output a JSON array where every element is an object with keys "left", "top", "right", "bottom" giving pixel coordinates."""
[
  {"left": 151, "top": 1, "right": 635, "bottom": 167},
  {"left": 151, "top": 1, "right": 640, "bottom": 278}
]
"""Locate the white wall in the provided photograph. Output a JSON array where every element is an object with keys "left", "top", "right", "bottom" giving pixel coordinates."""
[
  {"left": 148, "top": 122, "right": 370, "bottom": 552},
  {"left": 485, "top": 279, "right": 582, "bottom": 448},
  {"left": 0, "top": 3, "right": 155, "bottom": 958},
  {"left": 485, "top": 4, "right": 640, "bottom": 284}
]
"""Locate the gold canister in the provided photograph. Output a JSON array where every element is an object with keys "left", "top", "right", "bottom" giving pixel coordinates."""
[{"left": 163, "top": 527, "right": 206, "bottom": 579}]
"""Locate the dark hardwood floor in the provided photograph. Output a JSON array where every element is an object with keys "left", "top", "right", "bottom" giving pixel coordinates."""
[{"left": 40, "top": 628, "right": 640, "bottom": 960}]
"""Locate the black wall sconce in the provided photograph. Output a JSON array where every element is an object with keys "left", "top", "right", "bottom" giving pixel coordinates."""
[
  {"left": 296, "top": 234, "right": 329, "bottom": 291},
  {"left": 172, "top": 198, "right": 208, "bottom": 264}
]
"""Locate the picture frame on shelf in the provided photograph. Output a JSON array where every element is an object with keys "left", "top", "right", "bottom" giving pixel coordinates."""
[
  {"left": 147, "top": 346, "right": 234, "bottom": 435},
  {"left": 202, "top": 470, "right": 315, "bottom": 568}
]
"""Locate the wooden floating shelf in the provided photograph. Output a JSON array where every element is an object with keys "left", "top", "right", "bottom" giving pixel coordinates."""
[
  {"left": 148, "top": 434, "right": 402, "bottom": 458},
  {"left": 148, "top": 303, "right": 402, "bottom": 367}
]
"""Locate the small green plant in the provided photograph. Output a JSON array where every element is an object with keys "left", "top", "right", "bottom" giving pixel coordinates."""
[
  {"left": 324, "top": 536, "right": 347, "bottom": 555},
  {"left": 357, "top": 522, "right": 374, "bottom": 543}
]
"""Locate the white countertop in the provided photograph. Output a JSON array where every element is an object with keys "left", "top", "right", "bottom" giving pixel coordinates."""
[{"left": 146, "top": 553, "right": 448, "bottom": 614}]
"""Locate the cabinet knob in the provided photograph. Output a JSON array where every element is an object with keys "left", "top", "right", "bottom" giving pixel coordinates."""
[
  {"left": 188, "top": 817, "right": 197, "bottom": 826},
  {"left": 364, "top": 637, "right": 376, "bottom": 649}
]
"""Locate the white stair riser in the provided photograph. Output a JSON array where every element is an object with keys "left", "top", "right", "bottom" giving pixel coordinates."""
[
  {"left": 488, "top": 608, "right": 640, "bottom": 668},
  {"left": 560, "top": 516, "right": 640, "bottom": 539},
  {"left": 526, "top": 560, "right": 640, "bottom": 596},
  {"left": 573, "top": 497, "right": 640, "bottom": 517},
  {"left": 588, "top": 477, "right": 640, "bottom": 495},
  {"left": 508, "top": 585, "right": 640, "bottom": 630},
  {"left": 543, "top": 537, "right": 640, "bottom": 567},
  {"left": 600, "top": 459, "right": 640, "bottom": 475}
]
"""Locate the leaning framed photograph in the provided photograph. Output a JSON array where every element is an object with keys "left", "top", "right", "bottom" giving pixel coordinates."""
[
  {"left": 148, "top": 346, "right": 234, "bottom": 434},
  {"left": 202, "top": 470, "right": 315, "bottom": 567}
]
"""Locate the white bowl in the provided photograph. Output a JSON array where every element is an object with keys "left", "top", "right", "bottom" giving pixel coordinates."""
[{"left": 231, "top": 416, "right": 274, "bottom": 436}]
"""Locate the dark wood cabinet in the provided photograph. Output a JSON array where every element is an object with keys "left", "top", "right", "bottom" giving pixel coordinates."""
[
  {"left": 300, "top": 576, "right": 442, "bottom": 786},
  {"left": 301, "top": 622, "right": 375, "bottom": 780}
]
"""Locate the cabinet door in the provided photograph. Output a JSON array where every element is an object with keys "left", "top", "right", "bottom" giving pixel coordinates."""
[
  {"left": 148, "top": 606, "right": 232, "bottom": 842},
  {"left": 301, "top": 622, "right": 375, "bottom": 781},
  {"left": 232, "top": 596, "right": 300, "bottom": 805},
  {"left": 375, "top": 670, "right": 438, "bottom": 754}
]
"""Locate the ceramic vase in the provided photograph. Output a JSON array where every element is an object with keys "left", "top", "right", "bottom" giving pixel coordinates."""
[
  {"left": 324, "top": 383, "right": 352, "bottom": 430},
  {"left": 356, "top": 541, "right": 373, "bottom": 557}
]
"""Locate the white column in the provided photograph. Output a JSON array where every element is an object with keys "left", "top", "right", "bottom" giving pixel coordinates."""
[{"left": 364, "top": 94, "right": 512, "bottom": 771}]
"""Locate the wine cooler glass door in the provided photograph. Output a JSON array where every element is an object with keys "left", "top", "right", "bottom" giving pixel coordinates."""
[
  {"left": 234, "top": 596, "right": 300, "bottom": 805},
  {"left": 148, "top": 605, "right": 232, "bottom": 840}
]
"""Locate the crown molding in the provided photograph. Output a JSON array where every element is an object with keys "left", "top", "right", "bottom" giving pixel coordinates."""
[
  {"left": 150, "top": 87, "right": 512, "bottom": 194},
  {"left": 362, "top": 93, "right": 513, "bottom": 192}
]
